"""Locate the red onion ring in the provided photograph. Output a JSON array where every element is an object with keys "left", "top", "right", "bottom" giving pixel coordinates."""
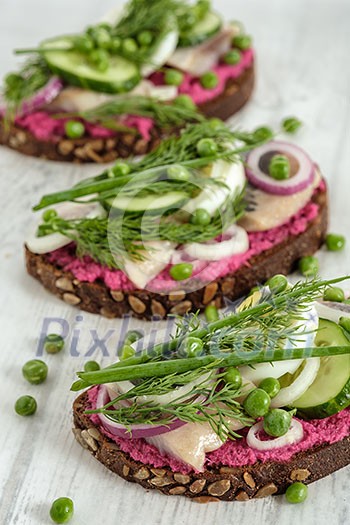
[
  {"left": 246, "top": 141, "right": 315, "bottom": 195},
  {"left": 96, "top": 385, "right": 187, "bottom": 439}
]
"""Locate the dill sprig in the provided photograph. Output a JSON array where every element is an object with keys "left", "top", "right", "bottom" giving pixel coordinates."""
[{"left": 2, "top": 57, "right": 52, "bottom": 121}]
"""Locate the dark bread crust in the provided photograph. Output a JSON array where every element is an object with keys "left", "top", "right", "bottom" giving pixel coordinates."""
[
  {"left": 0, "top": 66, "right": 254, "bottom": 163},
  {"left": 73, "top": 390, "right": 350, "bottom": 502},
  {"left": 25, "top": 189, "right": 328, "bottom": 320}
]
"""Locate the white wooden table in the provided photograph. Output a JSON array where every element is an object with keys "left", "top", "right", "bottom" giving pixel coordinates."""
[{"left": 0, "top": 1, "right": 349, "bottom": 524}]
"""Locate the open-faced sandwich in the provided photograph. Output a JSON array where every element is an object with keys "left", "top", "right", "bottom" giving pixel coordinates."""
[
  {"left": 26, "top": 119, "right": 328, "bottom": 319},
  {"left": 0, "top": 0, "right": 254, "bottom": 163},
  {"left": 72, "top": 277, "right": 350, "bottom": 502}
]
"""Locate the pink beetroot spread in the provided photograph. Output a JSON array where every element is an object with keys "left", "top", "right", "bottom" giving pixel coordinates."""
[
  {"left": 47, "top": 198, "right": 320, "bottom": 294},
  {"left": 15, "top": 49, "right": 254, "bottom": 142},
  {"left": 87, "top": 386, "right": 350, "bottom": 474}
]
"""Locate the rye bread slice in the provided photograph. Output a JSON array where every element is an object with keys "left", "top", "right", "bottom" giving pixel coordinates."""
[
  {"left": 25, "top": 188, "right": 328, "bottom": 320},
  {"left": 73, "top": 390, "right": 350, "bottom": 502},
  {"left": 0, "top": 66, "right": 254, "bottom": 163}
]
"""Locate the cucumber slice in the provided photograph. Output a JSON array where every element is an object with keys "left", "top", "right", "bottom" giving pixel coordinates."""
[
  {"left": 178, "top": 11, "right": 222, "bottom": 47},
  {"left": 41, "top": 37, "right": 141, "bottom": 94},
  {"left": 292, "top": 319, "right": 350, "bottom": 419},
  {"left": 106, "top": 191, "right": 188, "bottom": 214}
]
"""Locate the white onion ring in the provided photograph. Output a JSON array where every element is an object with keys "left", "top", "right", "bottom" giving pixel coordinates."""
[
  {"left": 246, "top": 141, "right": 315, "bottom": 195},
  {"left": 247, "top": 419, "right": 304, "bottom": 451},
  {"left": 184, "top": 224, "right": 249, "bottom": 261},
  {"left": 315, "top": 300, "right": 350, "bottom": 324},
  {"left": 270, "top": 357, "right": 320, "bottom": 408},
  {"left": 0, "top": 76, "right": 63, "bottom": 118},
  {"left": 96, "top": 385, "right": 187, "bottom": 439}
]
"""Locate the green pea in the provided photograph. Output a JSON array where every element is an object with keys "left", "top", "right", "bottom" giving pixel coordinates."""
[
  {"left": 164, "top": 69, "right": 184, "bottom": 86},
  {"left": 5, "top": 72, "right": 23, "bottom": 88},
  {"left": 269, "top": 154, "right": 290, "bottom": 180},
  {"left": 263, "top": 408, "right": 292, "bottom": 437},
  {"left": 44, "top": 334, "right": 65, "bottom": 354},
  {"left": 194, "top": 0, "right": 210, "bottom": 19},
  {"left": 169, "top": 263, "right": 193, "bottom": 281},
  {"left": 89, "top": 49, "right": 109, "bottom": 72},
  {"left": 137, "top": 30, "right": 153, "bottom": 46},
  {"left": 243, "top": 388, "right": 270, "bottom": 418},
  {"left": 173, "top": 94, "right": 196, "bottom": 110},
  {"left": 200, "top": 71, "right": 219, "bottom": 89},
  {"left": 266, "top": 274, "right": 288, "bottom": 294},
  {"left": 259, "top": 377, "right": 280, "bottom": 398},
  {"left": 49, "top": 497, "right": 74, "bottom": 523},
  {"left": 223, "top": 49, "right": 241, "bottom": 65},
  {"left": 179, "top": 11, "right": 197, "bottom": 30},
  {"left": 94, "top": 28, "right": 112, "bottom": 49},
  {"left": 298, "top": 256, "right": 319, "bottom": 277},
  {"left": 74, "top": 35, "right": 94, "bottom": 53},
  {"left": 124, "top": 330, "right": 143, "bottom": 345},
  {"left": 205, "top": 304, "right": 219, "bottom": 322},
  {"left": 120, "top": 345, "right": 136, "bottom": 361},
  {"left": 122, "top": 38, "right": 138, "bottom": 54},
  {"left": 282, "top": 117, "right": 302, "bottom": 134},
  {"left": 285, "top": 482, "right": 308, "bottom": 504},
  {"left": 110, "top": 37, "right": 122, "bottom": 53},
  {"left": 253, "top": 126, "right": 274, "bottom": 143},
  {"left": 232, "top": 34, "right": 252, "bottom": 50},
  {"left": 111, "top": 162, "right": 131, "bottom": 177},
  {"left": 339, "top": 317, "right": 350, "bottom": 334},
  {"left": 84, "top": 360, "right": 100, "bottom": 372},
  {"left": 325, "top": 233, "right": 346, "bottom": 251},
  {"left": 181, "top": 337, "right": 204, "bottom": 357},
  {"left": 42, "top": 209, "right": 58, "bottom": 222},
  {"left": 15, "top": 395, "right": 37, "bottom": 416},
  {"left": 208, "top": 118, "right": 224, "bottom": 130},
  {"left": 196, "top": 137, "right": 218, "bottom": 157},
  {"left": 64, "top": 120, "right": 85, "bottom": 139},
  {"left": 167, "top": 165, "right": 190, "bottom": 181},
  {"left": 191, "top": 208, "right": 211, "bottom": 226},
  {"left": 323, "top": 286, "right": 345, "bottom": 302},
  {"left": 224, "top": 367, "right": 242, "bottom": 389},
  {"left": 22, "top": 359, "right": 48, "bottom": 384}
]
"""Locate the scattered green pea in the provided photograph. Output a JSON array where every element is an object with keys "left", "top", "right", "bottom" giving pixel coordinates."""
[
  {"left": 173, "top": 94, "right": 196, "bottom": 110},
  {"left": 167, "top": 165, "right": 190, "bottom": 181},
  {"left": 266, "top": 274, "right": 288, "bottom": 294},
  {"left": 111, "top": 162, "right": 131, "bottom": 177},
  {"left": 263, "top": 408, "right": 292, "bottom": 437},
  {"left": 298, "top": 256, "right": 319, "bottom": 277},
  {"left": 191, "top": 208, "right": 211, "bottom": 226},
  {"left": 196, "top": 137, "right": 218, "bottom": 157},
  {"left": 15, "top": 395, "right": 37, "bottom": 416},
  {"left": 169, "top": 263, "right": 193, "bottom": 281},
  {"left": 181, "top": 337, "right": 204, "bottom": 357},
  {"left": 325, "top": 233, "right": 346, "bottom": 252},
  {"left": 42, "top": 209, "right": 58, "bottom": 222},
  {"left": 253, "top": 126, "right": 274, "bottom": 143},
  {"left": 94, "top": 28, "right": 112, "bottom": 49},
  {"left": 124, "top": 330, "right": 143, "bottom": 345},
  {"left": 44, "top": 334, "right": 65, "bottom": 354},
  {"left": 22, "top": 359, "right": 48, "bottom": 384},
  {"left": 208, "top": 117, "right": 224, "bottom": 130},
  {"left": 122, "top": 38, "right": 138, "bottom": 54},
  {"left": 204, "top": 304, "right": 219, "bottom": 323},
  {"left": 49, "top": 497, "right": 74, "bottom": 524},
  {"left": 339, "top": 317, "right": 350, "bottom": 334},
  {"left": 224, "top": 367, "right": 242, "bottom": 389},
  {"left": 164, "top": 69, "right": 184, "bottom": 86},
  {"left": 243, "top": 388, "right": 271, "bottom": 418},
  {"left": 120, "top": 344, "right": 136, "bottom": 361},
  {"left": 89, "top": 49, "right": 109, "bottom": 72},
  {"left": 232, "top": 34, "right": 252, "bottom": 50},
  {"left": 110, "top": 37, "right": 122, "bottom": 53},
  {"left": 223, "top": 49, "right": 241, "bottom": 65},
  {"left": 259, "top": 377, "right": 280, "bottom": 398},
  {"left": 200, "top": 71, "right": 219, "bottom": 89},
  {"left": 84, "top": 360, "right": 100, "bottom": 372},
  {"left": 64, "top": 120, "right": 85, "bottom": 139},
  {"left": 285, "top": 482, "right": 308, "bottom": 504},
  {"left": 269, "top": 154, "right": 290, "bottom": 180},
  {"left": 137, "top": 30, "right": 153, "bottom": 46},
  {"left": 74, "top": 35, "right": 94, "bottom": 53},
  {"left": 323, "top": 286, "right": 345, "bottom": 302},
  {"left": 282, "top": 117, "right": 302, "bottom": 134}
]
